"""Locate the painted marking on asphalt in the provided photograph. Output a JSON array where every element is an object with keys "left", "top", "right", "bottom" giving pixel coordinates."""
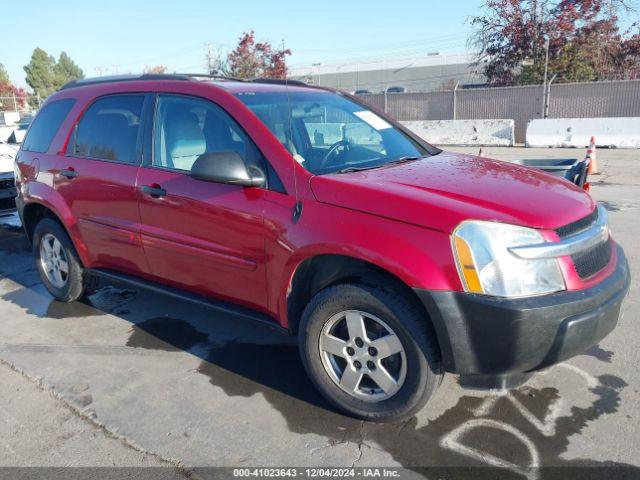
[{"left": 441, "top": 419, "right": 540, "bottom": 480}]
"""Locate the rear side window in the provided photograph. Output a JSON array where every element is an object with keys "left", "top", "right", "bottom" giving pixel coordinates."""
[
  {"left": 22, "top": 99, "right": 75, "bottom": 153},
  {"left": 72, "top": 95, "right": 145, "bottom": 163}
]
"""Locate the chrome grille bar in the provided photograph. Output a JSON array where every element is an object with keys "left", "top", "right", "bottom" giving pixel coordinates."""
[{"left": 509, "top": 205, "right": 609, "bottom": 260}]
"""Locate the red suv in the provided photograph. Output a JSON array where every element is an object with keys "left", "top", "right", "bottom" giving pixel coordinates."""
[{"left": 15, "top": 75, "right": 630, "bottom": 422}]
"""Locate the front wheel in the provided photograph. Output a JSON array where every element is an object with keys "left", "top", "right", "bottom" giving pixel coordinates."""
[{"left": 298, "top": 283, "right": 442, "bottom": 422}]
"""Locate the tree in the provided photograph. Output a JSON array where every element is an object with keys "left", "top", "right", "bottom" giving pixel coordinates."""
[
  {"left": 0, "top": 63, "right": 9, "bottom": 84},
  {"left": 0, "top": 62, "right": 27, "bottom": 111},
  {"left": 0, "top": 81, "right": 27, "bottom": 111},
  {"left": 24, "top": 48, "right": 57, "bottom": 99},
  {"left": 471, "top": 0, "right": 640, "bottom": 84},
  {"left": 226, "top": 31, "right": 291, "bottom": 79},
  {"left": 54, "top": 51, "right": 84, "bottom": 86},
  {"left": 143, "top": 65, "right": 168, "bottom": 74},
  {"left": 24, "top": 48, "right": 84, "bottom": 100}
]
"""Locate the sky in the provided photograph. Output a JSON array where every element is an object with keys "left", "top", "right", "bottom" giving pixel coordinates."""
[
  {"left": 3, "top": 0, "right": 485, "bottom": 87},
  {"left": 4, "top": 0, "right": 639, "bottom": 88}
]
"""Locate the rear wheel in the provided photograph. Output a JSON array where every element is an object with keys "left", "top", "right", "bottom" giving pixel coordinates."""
[
  {"left": 299, "top": 282, "right": 442, "bottom": 422},
  {"left": 33, "top": 218, "right": 86, "bottom": 302}
]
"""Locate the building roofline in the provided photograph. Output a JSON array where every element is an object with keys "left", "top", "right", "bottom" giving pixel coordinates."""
[{"left": 290, "top": 52, "right": 479, "bottom": 77}]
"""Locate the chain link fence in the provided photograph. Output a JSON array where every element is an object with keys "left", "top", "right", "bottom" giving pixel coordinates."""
[
  {"left": 357, "top": 79, "right": 640, "bottom": 143},
  {"left": 3, "top": 81, "right": 640, "bottom": 143},
  {"left": 0, "top": 94, "right": 41, "bottom": 115}
]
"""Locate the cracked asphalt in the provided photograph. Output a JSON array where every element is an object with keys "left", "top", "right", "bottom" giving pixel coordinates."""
[{"left": 0, "top": 147, "right": 638, "bottom": 479}]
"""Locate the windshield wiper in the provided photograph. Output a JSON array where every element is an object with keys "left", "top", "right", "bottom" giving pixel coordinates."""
[
  {"left": 336, "top": 165, "right": 382, "bottom": 174},
  {"left": 385, "top": 155, "right": 426, "bottom": 165},
  {"left": 336, "top": 155, "right": 427, "bottom": 174}
]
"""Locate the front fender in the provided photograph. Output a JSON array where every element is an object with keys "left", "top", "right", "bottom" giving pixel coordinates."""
[{"left": 266, "top": 199, "right": 462, "bottom": 328}]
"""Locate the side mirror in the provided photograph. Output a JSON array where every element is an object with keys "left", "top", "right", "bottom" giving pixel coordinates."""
[{"left": 190, "top": 151, "right": 265, "bottom": 187}]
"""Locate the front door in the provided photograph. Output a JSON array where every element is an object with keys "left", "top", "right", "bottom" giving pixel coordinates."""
[
  {"left": 57, "top": 93, "right": 149, "bottom": 275},
  {"left": 136, "top": 94, "right": 267, "bottom": 311}
]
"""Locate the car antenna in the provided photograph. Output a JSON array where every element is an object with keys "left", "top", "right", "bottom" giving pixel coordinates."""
[{"left": 284, "top": 39, "right": 302, "bottom": 224}]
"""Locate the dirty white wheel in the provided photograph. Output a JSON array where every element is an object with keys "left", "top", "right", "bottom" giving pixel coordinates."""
[
  {"left": 319, "top": 310, "right": 407, "bottom": 402},
  {"left": 39, "top": 233, "right": 69, "bottom": 288}
]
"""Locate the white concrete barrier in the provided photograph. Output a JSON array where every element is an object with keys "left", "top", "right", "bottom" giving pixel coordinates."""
[
  {"left": 401, "top": 119, "right": 515, "bottom": 146},
  {"left": 526, "top": 117, "right": 640, "bottom": 148},
  {"left": 0, "top": 127, "right": 24, "bottom": 144},
  {"left": 0, "top": 126, "right": 14, "bottom": 143}
]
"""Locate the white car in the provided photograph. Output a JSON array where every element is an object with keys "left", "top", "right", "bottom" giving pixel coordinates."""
[{"left": 0, "top": 142, "right": 17, "bottom": 215}]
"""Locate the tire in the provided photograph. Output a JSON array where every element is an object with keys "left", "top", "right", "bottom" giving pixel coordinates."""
[
  {"left": 33, "top": 218, "right": 86, "bottom": 302},
  {"left": 298, "top": 282, "right": 442, "bottom": 422}
]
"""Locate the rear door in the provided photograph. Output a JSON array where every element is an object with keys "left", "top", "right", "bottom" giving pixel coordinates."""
[
  {"left": 57, "top": 93, "right": 150, "bottom": 274},
  {"left": 136, "top": 93, "right": 267, "bottom": 310}
]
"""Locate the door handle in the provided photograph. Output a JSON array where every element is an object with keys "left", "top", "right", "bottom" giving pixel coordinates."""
[
  {"left": 60, "top": 168, "right": 78, "bottom": 179},
  {"left": 141, "top": 184, "right": 167, "bottom": 198}
]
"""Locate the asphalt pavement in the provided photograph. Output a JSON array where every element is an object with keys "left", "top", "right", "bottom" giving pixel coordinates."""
[{"left": 0, "top": 147, "right": 638, "bottom": 479}]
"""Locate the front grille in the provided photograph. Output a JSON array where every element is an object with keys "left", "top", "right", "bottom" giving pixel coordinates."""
[
  {"left": 571, "top": 237, "right": 613, "bottom": 279},
  {"left": 0, "top": 197, "right": 15, "bottom": 212},
  {"left": 555, "top": 208, "right": 611, "bottom": 279},
  {"left": 0, "top": 178, "right": 14, "bottom": 190},
  {"left": 555, "top": 208, "right": 598, "bottom": 238}
]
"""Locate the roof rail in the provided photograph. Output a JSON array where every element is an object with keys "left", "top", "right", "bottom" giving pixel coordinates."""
[
  {"left": 250, "top": 78, "right": 309, "bottom": 87},
  {"left": 178, "top": 74, "right": 311, "bottom": 86},
  {"left": 175, "top": 73, "right": 246, "bottom": 82},
  {"left": 60, "top": 74, "right": 194, "bottom": 90},
  {"left": 60, "top": 73, "right": 316, "bottom": 91}
]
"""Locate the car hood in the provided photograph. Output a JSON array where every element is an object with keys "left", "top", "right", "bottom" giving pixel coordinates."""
[
  {"left": 0, "top": 143, "right": 17, "bottom": 174},
  {"left": 309, "top": 151, "right": 594, "bottom": 233}
]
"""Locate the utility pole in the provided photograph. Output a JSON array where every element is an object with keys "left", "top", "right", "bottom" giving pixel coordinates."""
[
  {"left": 541, "top": 37, "right": 550, "bottom": 118},
  {"left": 452, "top": 81, "right": 460, "bottom": 120},
  {"left": 282, "top": 39, "right": 287, "bottom": 79},
  {"left": 205, "top": 43, "right": 215, "bottom": 74},
  {"left": 532, "top": 0, "right": 538, "bottom": 62},
  {"left": 544, "top": 73, "right": 557, "bottom": 118},
  {"left": 384, "top": 85, "right": 388, "bottom": 113}
]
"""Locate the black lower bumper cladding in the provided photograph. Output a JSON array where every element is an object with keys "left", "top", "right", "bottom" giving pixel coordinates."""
[{"left": 414, "top": 245, "right": 630, "bottom": 389}]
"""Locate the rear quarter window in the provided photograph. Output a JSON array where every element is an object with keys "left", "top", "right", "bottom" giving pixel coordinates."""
[{"left": 22, "top": 98, "right": 75, "bottom": 153}]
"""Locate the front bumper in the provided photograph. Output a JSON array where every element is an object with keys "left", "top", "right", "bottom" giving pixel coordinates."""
[{"left": 414, "top": 244, "right": 630, "bottom": 388}]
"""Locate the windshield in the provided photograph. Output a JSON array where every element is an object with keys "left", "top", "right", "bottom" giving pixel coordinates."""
[{"left": 235, "top": 90, "right": 431, "bottom": 175}]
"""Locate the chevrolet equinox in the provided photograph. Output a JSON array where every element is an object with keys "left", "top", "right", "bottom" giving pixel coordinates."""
[{"left": 15, "top": 74, "right": 630, "bottom": 422}]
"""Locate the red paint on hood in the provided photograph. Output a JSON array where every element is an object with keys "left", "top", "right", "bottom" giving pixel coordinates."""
[{"left": 310, "top": 151, "right": 594, "bottom": 233}]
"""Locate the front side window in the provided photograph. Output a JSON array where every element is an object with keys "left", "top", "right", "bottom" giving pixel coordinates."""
[
  {"left": 22, "top": 98, "right": 75, "bottom": 153},
  {"left": 73, "top": 95, "right": 144, "bottom": 163},
  {"left": 153, "top": 95, "right": 255, "bottom": 172},
  {"left": 235, "top": 90, "right": 431, "bottom": 175}
]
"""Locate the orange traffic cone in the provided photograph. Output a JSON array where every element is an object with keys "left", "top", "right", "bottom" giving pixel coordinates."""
[{"left": 586, "top": 136, "right": 599, "bottom": 175}]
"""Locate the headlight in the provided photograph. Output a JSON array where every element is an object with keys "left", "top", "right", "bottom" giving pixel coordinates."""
[{"left": 452, "top": 221, "right": 565, "bottom": 297}]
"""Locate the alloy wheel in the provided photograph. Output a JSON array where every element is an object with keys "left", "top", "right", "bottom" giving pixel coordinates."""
[
  {"left": 319, "top": 310, "right": 407, "bottom": 402},
  {"left": 39, "top": 233, "right": 69, "bottom": 289}
]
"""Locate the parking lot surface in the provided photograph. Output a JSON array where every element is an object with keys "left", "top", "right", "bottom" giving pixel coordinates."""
[{"left": 0, "top": 147, "right": 638, "bottom": 478}]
